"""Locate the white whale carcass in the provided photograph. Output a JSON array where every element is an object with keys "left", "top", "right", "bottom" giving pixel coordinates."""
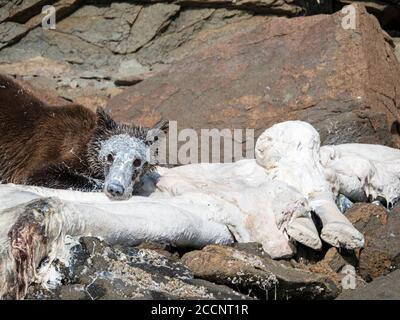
[
  {"left": 1, "top": 120, "right": 400, "bottom": 299},
  {"left": 0, "top": 161, "right": 315, "bottom": 298}
]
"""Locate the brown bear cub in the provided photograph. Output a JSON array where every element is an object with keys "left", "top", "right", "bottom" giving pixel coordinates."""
[{"left": 0, "top": 74, "right": 168, "bottom": 200}]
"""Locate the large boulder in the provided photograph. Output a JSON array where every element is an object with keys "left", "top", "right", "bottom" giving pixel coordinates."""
[
  {"left": 107, "top": 5, "right": 400, "bottom": 154},
  {"left": 345, "top": 203, "right": 400, "bottom": 281},
  {"left": 181, "top": 244, "right": 338, "bottom": 300}
]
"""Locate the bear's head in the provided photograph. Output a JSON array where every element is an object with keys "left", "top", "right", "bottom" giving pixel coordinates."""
[{"left": 88, "top": 108, "right": 168, "bottom": 200}]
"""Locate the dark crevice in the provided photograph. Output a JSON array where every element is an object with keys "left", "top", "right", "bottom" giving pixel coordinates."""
[
  {"left": 2, "top": 1, "right": 399, "bottom": 36},
  {"left": 4, "top": 0, "right": 57, "bottom": 24}
]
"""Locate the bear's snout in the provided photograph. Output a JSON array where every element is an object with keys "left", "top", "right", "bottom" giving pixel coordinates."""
[{"left": 106, "top": 182, "right": 125, "bottom": 198}]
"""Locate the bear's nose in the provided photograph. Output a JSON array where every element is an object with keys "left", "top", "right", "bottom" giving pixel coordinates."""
[{"left": 106, "top": 183, "right": 125, "bottom": 197}]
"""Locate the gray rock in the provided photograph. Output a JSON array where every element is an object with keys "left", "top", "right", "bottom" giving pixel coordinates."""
[
  {"left": 56, "top": 3, "right": 142, "bottom": 54},
  {"left": 116, "top": 58, "right": 149, "bottom": 78},
  {"left": 26, "top": 237, "right": 248, "bottom": 300},
  {"left": 335, "top": 1, "right": 400, "bottom": 31},
  {"left": 55, "top": 3, "right": 181, "bottom": 55},
  {"left": 337, "top": 269, "right": 400, "bottom": 300},
  {"left": 0, "top": 27, "right": 122, "bottom": 72},
  {"left": 114, "top": 76, "right": 145, "bottom": 87},
  {"left": 135, "top": 8, "right": 254, "bottom": 68},
  {"left": 0, "top": 22, "right": 27, "bottom": 49},
  {"left": 120, "top": 3, "right": 181, "bottom": 54}
]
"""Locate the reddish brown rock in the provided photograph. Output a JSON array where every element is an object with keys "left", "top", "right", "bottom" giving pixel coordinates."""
[
  {"left": 107, "top": 5, "right": 400, "bottom": 153},
  {"left": 346, "top": 203, "right": 400, "bottom": 281},
  {"left": 181, "top": 244, "right": 338, "bottom": 300}
]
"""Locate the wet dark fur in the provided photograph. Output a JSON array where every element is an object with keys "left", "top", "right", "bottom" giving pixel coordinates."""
[{"left": 0, "top": 74, "right": 164, "bottom": 191}]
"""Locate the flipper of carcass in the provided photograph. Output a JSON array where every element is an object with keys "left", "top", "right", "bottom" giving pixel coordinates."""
[{"left": 255, "top": 121, "right": 365, "bottom": 250}]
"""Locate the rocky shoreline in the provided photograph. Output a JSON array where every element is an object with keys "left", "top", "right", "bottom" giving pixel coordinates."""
[
  {"left": 1, "top": 0, "right": 400, "bottom": 300},
  {"left": 1, "top": 2, "right": 399, "bottom": 148},
  {"left": 17, "top": 201, "right": 399, "bottom": 300}
]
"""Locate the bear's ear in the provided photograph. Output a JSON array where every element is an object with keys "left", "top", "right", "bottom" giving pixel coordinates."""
[
  {"left": 96, "top": 107, "right": 117, "bottom": 131},
  {"left": 145, "top": 120, "right": 169, "bottom": 145}
]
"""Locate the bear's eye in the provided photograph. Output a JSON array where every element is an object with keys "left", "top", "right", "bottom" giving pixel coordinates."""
[
  {"left": 133, "top": 159, "right": 141, "bottom": 167},
  {"left": 107, "top": 154, "right": 114, "bottom": 163}
]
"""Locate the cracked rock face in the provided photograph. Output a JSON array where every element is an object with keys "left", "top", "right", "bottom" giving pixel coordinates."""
[
  {"left": 56, "top": 3, "right": 181, "bottom": 55},
  {"left": 1, "top": 1, "right": 399, "bottom": 128},
  {"left": 335, "top": 0, "right": 400, "bottom": 31},
  {"left": 106, "top": 5, "right": 400, "bottom": 151}
]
